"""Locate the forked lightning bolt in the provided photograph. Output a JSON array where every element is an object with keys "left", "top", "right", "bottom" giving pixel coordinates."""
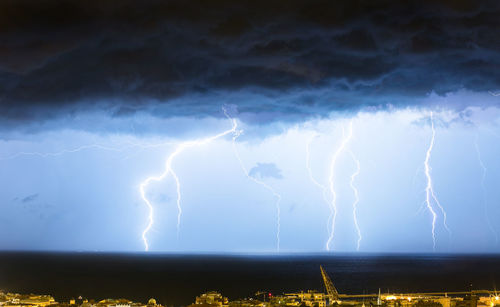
[
  {"left": 306, "top": 133, "right": 331, "bottom": 235},
  {"left": 308, "top": 128, "right": 362, "bottom": 251},
  {"left": 326, "top": 121, "right": 353, "bottom": 251},
  {"left": 140, "top": 117, "right": 238, "bottom": 251},
  {"left": 424, "top": 111, "right": 451, "bottom": 251},
  {"left": 0, "top": 144, "right": 123, "bottom": 160},
  {"left": 348, "top": 150, "right": 362, "bottom": 251},
  {"left": 474, "top": 136, "right": 498, "bottom": 244},
  {"left": 0, "top": 140, "right": 176, "bottom": 161},
  {"left": 224, "top": 109, "right": 282, "bottom": 252}
]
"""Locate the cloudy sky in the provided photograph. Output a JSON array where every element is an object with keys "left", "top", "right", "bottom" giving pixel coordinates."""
[{"left": 1, "top": 0, "right": 500, "bottom": 253}]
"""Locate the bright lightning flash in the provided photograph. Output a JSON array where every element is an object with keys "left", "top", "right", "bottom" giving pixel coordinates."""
[
  {"left": 308, "top": 128, "right": 362, "bottom": 251},
  {"left": 326, "top": 121, "right": 353, "bottom": 251},
  {"left": 0, "top": 140, "right": 176, "bottom": 161},
  {"left": 423, "top": 111, "right": 451, "bottom": 251},
  {"left": 348, "top": 150, "right": 362, "bottom": 251},
  {"left": 224, "top": 109, "right": 282, "bottom": 252},
  {"left": 140, "top": 117, "right": 238, "bottom": 251},
  {"left": 0, "top": 144, "right": 124, "bottom": 160},
  {"left": 306, "top": 133, "right": 331, "bottom": 235}
]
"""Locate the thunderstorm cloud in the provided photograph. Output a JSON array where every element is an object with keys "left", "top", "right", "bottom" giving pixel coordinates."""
[
  {"left": 3, "top": 1, "right": 500, "bottom": 253},
  {"left": 1, "top": 0, "right": 500, "bottom": 130}
]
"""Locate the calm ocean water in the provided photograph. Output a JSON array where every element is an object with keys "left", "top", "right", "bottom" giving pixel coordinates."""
[{"left": 0, "top": 253, "right": 499, "bottom": 306}]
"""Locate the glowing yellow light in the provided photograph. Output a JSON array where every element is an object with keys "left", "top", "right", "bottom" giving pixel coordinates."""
[{"left": 385, "top": 296, "right": 397, "bottom": 300}]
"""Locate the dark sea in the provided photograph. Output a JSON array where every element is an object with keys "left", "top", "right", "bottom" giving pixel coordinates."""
[{"left": 0, "top": 253, "right": 499, "bottom": 307}]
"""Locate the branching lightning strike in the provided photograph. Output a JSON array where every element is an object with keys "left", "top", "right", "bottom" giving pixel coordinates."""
[
  {"left": 474, "top": 136, "right": 498, "bottom": 244},
  {"left": 307, "top": 131, "right": 362, "bottom": 250},
  {"left": 348, "top": 150, "right": 362, "bottom": 251},
  {"left": 306, "top": 133, "right": 331, "bottom": 236},
  {"left": 423, "top": 111, "right": 451, "bottom": 251},
  {"left": 0, "top": 140, "right": 176, "bottom": 161},
  {"left": 140, "top": 117, "right": 238, "bottom": 251},
  {"left": 0, "top": 143, "right": 131, "bottom": 160},
  {"left": 224, "top": 109, "right": 282, "bottom": 252},
  {"left": 326, "top": 121, "right": 353, "bottom": 251}
]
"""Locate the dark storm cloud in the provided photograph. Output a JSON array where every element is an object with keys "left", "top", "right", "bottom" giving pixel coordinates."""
[
  {"left": 249, "top": 163, "right": 284, "bottom": 180},
  {"left": 1, "top": 0, "right": 500, "bottom": 126},
  {"left": 21, "top": 193, "right": 39, "bottom": 203}
]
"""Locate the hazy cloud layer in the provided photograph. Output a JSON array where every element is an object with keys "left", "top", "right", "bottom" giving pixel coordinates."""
[{"left": 1, "top": 0, "right": 500, "bottom": 127}]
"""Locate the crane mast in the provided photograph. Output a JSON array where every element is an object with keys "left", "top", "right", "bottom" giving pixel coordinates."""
[{"left": 320, "top": 265, "right": 339, "bottom": 302}]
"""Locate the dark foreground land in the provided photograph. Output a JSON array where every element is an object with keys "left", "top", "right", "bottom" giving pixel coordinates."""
[{"left": 0, "top": 253, "right": 499, "bottom": 306}]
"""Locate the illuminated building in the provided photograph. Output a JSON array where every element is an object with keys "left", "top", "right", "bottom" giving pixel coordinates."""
[
  {"left": 455, "top": 295, "right": 478, "bottom": 307},
  {"left": 284, "top": 291, "right": 327, "bottom": 307},
  {"left": 97, "top": 298, "right": 134, "bottom": 307},
  {"left": 195, "top": 292, "right": 229, "bottom": 307},
  {"left": 478, "top": 296, "right": 500, "bottom": 307},
  {"left": 0, "top": 294, "right": 56, "bottom": 307},
  {"left": 268, "top": 295, "right": 298, "bottom": 307},
  {"left": 18, "top": 296, "right": 56, "bottom": 307}
]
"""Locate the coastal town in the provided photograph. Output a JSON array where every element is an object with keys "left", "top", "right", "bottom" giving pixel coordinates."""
[{"left": 1, "top": 267, "right": 499, "bottom": 307}]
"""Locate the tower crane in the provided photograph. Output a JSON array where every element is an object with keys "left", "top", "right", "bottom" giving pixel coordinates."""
[{"left": 320, "top": 265, "right": 340, "bottom": 302}]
